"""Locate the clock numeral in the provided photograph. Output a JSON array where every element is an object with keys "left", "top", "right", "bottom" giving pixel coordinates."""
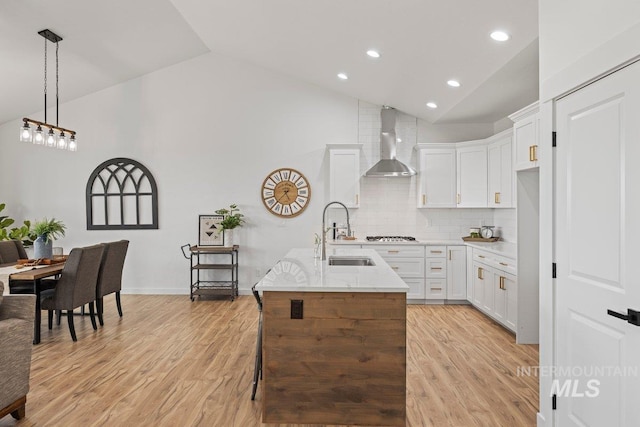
[
  {"left": 282, "top": 205, "right": 291, "bottom": 216},
  {"left": 295, "top": 177, "right": 307, "bottom": 188},
  {"left": 296, "top": 197, "right": 307, "bottom": 206},
  {"left": 263, "top": 189, "right": 274, "bottom": 198},
  {"left": 298, "top": 188, "right": 308, "bottom": 196},
  {"left": 271, "top": 172, "right": 282, "bottom": 183},
  {"left": 281, "top": 170, "right": 290, "bottom": 180},
  {"left": 290, "top": 172, "right": 300, "bottom": 182},
  {"left": 291, "top": 202, "right": 301, "bottom": 213},
  {"left": 265, "top": 197, "right": 277, "bottom": 207},
  {"left": 264, "top": 178, "right": 276, "bottom": 190},
  {"left": 272, "top": 203, "right": 283, "bottom": 214}
]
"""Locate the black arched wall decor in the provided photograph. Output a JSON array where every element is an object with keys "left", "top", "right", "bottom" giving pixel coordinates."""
[{"left": 86, "top": 158, "right": 158, "bottom": 230}]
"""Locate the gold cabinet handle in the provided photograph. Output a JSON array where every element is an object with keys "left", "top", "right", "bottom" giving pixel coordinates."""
[
  {"left": 448, "top": 250, "right": 452, "bottom": 260},
  {"left": 422, "top": 194, "right": 426, "bottom": 205},
  {"left": 532, "top": 145, "right": 538, "bottom": 161},
  {"left": 499, "top": 262, "right": 508, "bottom": 266},
  {"left": 355, "top": 194, "right": 359, "bottom": 205},
  {"left": 431, "top": 287, "right": 442, "bottom": 291},
  {"left": 391, "top": 266, "right": 399, "bottom": 270},
  {"left": 430, "top": 250, "right": 442, "bottom": 254},
  {"left": 478, "top": 255, "right": 485, "bottom": 259},
  {"left": 457, "top": 193, "right": 461, "bottom": 204},
  {"left": 387, "top": 250, "right": 399, "bottom": 254},
  {"left": 499, "top": 276, "right": 506, "bottom": 290},
  {"left": 529, "top": 145, "right": 534, "bottom": 161},
  {"left": 495, "top": 192, "right": 501, "bottom": 204},
  {"left": 478, "top": 267, "right": 483, "bottom": 279},
  {"left": 430, "top": 267, "right": 442, "bottom": 271}
]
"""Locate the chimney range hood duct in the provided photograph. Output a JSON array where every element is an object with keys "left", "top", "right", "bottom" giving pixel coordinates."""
[{"left": 365, "top": 106, "right": 416, "bottom": 177}]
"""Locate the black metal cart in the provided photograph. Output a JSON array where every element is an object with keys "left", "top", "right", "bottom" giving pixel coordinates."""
[{"left": 181, "top": 244, "right": 239, "bottom": 301}]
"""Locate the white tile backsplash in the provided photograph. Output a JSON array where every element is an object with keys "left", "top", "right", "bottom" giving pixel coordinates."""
[{"left": 343, "top": 101, "right": 518, "bottom": 243}]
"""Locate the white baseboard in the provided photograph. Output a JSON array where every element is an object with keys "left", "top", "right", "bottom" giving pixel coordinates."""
[{"left": 537, "top": 412, "right": 546, "bottom": 427}]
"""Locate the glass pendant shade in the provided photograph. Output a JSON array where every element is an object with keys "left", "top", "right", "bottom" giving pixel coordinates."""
[
  {"left": 46, "top": 128, "right": 56, "bottom": 147},
  {"left": 19, "top": 123, "right": 32, "bottom": 143},
  {"left": 68, "top": 134, "right": 77, "bottom": 152},
  {"left": 33, "top": 125, "right": 44, "bottom": 145},
  {"left": 57, "top": 132, "right": 68, "bottom": 150}
]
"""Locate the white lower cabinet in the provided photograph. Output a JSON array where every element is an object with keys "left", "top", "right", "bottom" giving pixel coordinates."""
[
  {"left": 372, "top": 245, "right": 426, "bottom": 303},
  {"left": 446, "top": 246, "right": 466, "bottom": 300},
  {"left": 471, "top": 248, "right": 517, "bottom": 332}
]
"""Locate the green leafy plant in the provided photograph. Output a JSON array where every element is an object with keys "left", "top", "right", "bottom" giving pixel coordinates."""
[
  {"left": 215, "top": 204, "right": 245, "bottom": 230},
  {"left": 0, "top": 203, "right": 33, "bottom": 244},
  {"left": 31, "top": 218, "right": 66, "bottom": 243}
]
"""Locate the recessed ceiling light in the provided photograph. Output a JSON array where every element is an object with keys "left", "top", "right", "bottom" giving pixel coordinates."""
[
  {"left": 426, "top": 102, "right": 438, "bottom": 109},
  {"left": 447, "top": 80, "right": 461, "bottom": 88},
  {"left": 366, "top": 50, "right": 380, "bottom": 58},
  {"left": 490, "top": 31, "right": 510, "bottom": 42},
  {"left": 337, "top": 73, "right": 348, "bottom": 80}
]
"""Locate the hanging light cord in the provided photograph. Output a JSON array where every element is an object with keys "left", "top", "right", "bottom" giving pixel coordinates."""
[
  {"left": 56, "top": 41, "right": 59, "bottom": 126},
  {"left": 43, "top": 37, "right": 47, "bottom": 124}
]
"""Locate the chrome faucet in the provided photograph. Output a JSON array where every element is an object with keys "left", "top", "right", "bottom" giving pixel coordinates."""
[{"left": 321, "top": 201, "right": 351, "bottom": 260}]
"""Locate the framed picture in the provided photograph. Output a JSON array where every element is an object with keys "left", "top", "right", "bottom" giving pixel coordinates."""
[{"left": 199, "top": 215, "right": 225, "bottom": 246}]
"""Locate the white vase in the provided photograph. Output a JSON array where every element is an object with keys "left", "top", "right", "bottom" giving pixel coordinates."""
[{"left": 225, "top": 229, "right": 235, "bottom": 247}]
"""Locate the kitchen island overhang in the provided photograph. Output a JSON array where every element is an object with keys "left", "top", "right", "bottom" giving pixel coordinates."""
[{"left": 255, "top": 248, "right": 408, "bottom": 426}]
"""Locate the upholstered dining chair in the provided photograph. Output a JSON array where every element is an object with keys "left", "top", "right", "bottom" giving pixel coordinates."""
[
  {"left": 0, "top": 240, "right": 28, "bottom": 267},
  {"left": 95, "top": 240, "right": 129, "bottom": 326},
  {"left": 40, "top": 244, "right": 105, "bottom": 342}
]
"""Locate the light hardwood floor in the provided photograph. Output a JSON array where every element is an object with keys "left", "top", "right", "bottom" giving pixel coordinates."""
[{"left": 0, "top": 295, "right": 538, "bottom": 427}]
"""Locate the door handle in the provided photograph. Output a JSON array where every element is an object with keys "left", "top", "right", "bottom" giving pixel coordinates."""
[{"left": 607, "top": 308, "right": 640, "bottom": 326}]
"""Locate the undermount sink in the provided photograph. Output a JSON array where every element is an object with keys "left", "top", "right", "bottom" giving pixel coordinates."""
[{"left": 328, "top": 256, "right": 376, "bottom": 266}]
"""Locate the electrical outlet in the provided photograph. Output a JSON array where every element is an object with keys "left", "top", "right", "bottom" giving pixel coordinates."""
[{"left": 290, "top": 300, "right": 303, "bottom": 319}]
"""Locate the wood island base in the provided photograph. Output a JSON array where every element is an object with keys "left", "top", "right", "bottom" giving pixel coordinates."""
[{"left": 262, "top": 291, "right": 407, "bottom": 426}]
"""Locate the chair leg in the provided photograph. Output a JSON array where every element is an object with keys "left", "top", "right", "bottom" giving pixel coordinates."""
[
  {"left": 57, "top": 310, "right": 62, "bottom": 325},
  {"left": 251, "top": 313, "right": 263, "bottom": 401},
  {"left": 89, "top": 302, "right": 98, "bottom": 330},
  {"left": 116, "top": 291, "right": 123, "bottom": 317},
  {"left": 48, "top": 310, "right": 53, "bottom": 330},
  {"left": 97, "top": 297, "right": 104, "bottom": 326},
  {"left": 67, "top": 311, "right": 77, "bottom": 342}
]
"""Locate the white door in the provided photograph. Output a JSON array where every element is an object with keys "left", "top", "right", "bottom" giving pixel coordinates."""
[{"left": 555, "top": 60, "right": 640, "bottom": 426}]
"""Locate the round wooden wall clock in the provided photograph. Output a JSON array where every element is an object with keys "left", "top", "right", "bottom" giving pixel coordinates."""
[{"left": 261, "top": 168, "right": 311, "bottom": 218}]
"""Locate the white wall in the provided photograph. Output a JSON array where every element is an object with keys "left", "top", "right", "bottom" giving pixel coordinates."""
[
  {"left": 539, "top": 0, "right": 640, "bottom": 100},
  {"left": 0, "top": 51, "right": 358, "bottom": 293}
]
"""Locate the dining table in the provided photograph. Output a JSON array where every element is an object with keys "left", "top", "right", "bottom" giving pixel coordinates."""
[{"left": 6, "top": 263, "right": 65, "bottom": 344}]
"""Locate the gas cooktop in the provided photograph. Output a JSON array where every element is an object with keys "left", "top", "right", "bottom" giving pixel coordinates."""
[{"left": 366, "top": 236, "right": 417, "bottom": 242}]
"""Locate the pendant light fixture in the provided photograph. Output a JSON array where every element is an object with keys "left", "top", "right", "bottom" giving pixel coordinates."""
[{"left": 19, "top": 29, "right": 77, "bottom": 151}]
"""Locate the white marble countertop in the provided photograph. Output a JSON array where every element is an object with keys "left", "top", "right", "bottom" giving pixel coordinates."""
[{"left": 255, "top": 247, "right": 409, "bottom": 293}]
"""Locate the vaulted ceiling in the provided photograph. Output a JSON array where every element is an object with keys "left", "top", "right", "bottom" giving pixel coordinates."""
[{"left": 0, "top": 0, "right": 538, "bottom": 126}]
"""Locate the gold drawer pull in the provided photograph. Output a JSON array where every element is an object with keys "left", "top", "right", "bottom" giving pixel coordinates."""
[
  {"left": 391, "top": 266, "right": 399, "bottom": 270},
  {"left": 478, "top": 255, "right": 485, "bottom": 258},
  {"left": 430, "top": 250, "right": 442, "bottom": 254},
  {"left": 495, "top": 192, "right": 501, "bottom": 204},
  {"left": 449, "top": 250, "right": 452, "bottom": 260},
  {"left": 431, "top": 287, "right": 442, "bottom": 291},
  {"left": 499, "top": 276, "right": 506, "bottom": 290},
  {"left": 499, "top": 262, "right": 508, "bottom": 266},
  {"left": 529, "top": 145, "right": 538, "bottom": 162},
  {"left": 387, "top": 250, "right": 399, "bottom": 254},
  {"left": 422, "top": 194, "right": 426, "bottom": 205},
  {"left": 477, "top": 267, "right": 484, "bottom": 279},
  {"left": 430, "top": 267, "right": 442, "bottom": 270}
]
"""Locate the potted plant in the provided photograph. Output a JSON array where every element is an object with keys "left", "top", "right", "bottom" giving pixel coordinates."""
[
  {"left": 0, "top": 203, "right": 33, "bottom": 245},
  {"left": 32, "top": 218, "right": 66, "bottom": 259},
  {"left": 215, "top": 204, "right": 245, "bottom": 246}
]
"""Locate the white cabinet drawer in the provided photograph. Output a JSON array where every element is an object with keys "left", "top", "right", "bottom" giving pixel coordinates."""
[
  {"left": 404, "top": 278, "right": 426, "bottom": 300},
  {"left": 425, "top": 246, "right": 447, "bottom": 258},
  {"left": 425, "top": 278, "right": 447, "bottom": 299},
  {"left": 372, "top": 245, "right": 425, "bottom": 258},
  {"left": 425, "top": 259, "right": 446, "bottom": 278},
  {"left": 473, "top": 248, "right": 517, "bottom": 275},
  {"left": 385, "top": 257, "right": 425, "bottom": 278}
]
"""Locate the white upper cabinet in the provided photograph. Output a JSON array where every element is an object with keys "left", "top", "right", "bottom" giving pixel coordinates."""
[
  {"left": 415, "top": 146, "right": 457, "bottom": 208},
  {"left": 327, "top": 144, "right": 362, "bottom": 208},
  {"left": 456, "top": 143, "right": 487, "bottom": 208},
  {"left": 509, "top": 101, "right": 540, "bottom": 171},
  {"left": 487, "top": 130, "right": 514, "bottom": 208}
]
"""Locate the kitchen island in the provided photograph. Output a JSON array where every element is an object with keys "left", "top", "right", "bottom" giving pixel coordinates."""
[{"left": 255, "top": 247, "right": 408, "bottom": 426}]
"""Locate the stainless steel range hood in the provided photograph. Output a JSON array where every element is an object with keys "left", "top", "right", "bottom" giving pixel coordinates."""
[{"left": 365, "top": 106, "right": 416, "bottom": 177}]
